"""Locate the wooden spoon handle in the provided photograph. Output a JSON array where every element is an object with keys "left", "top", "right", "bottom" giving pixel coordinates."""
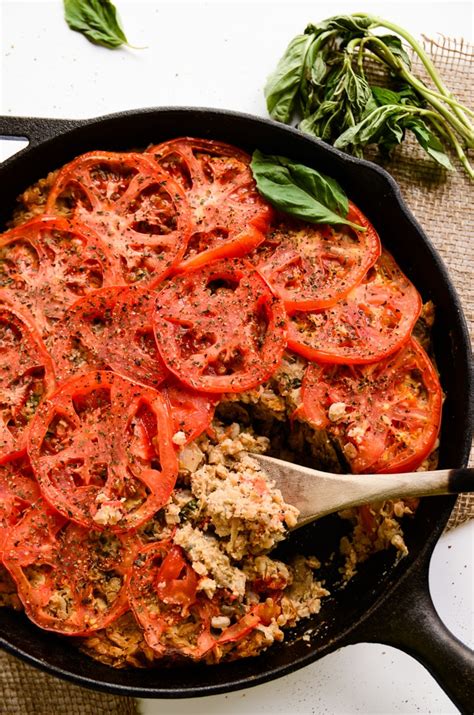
[
  {"left": 296, "top": 468, "right": 474, "bottom": 526},
  {"left": 250, "top": 454, "right": 473, "bottom": 528},
  {"left": 447, "top": 467, "right": 474, "bottom": 493},
  {"left": 355, "top": 467, "right": 474, "bottom": 500}
]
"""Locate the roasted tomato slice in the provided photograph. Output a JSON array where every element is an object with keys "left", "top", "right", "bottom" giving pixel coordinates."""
[
  {"left": 287, "top": 250, "right": 422, "bottom": 364},
  {"left": 0, "top": 455, "right": 40, "bottom": 553},
  {"left": 0, "top": 295, "right": 55, "bottom": 462},
  {"left": 153, "top": 259, "right": 288, "bottom": 393},
  {"left": 27, "top": 371, "right": 178, "bottom": 532},
  {"left": 147, "top": 138, "right": 272, "bottom": 270},
  {"left": 0, "top": 215, "right": 117, "bottom": 336},
  {"left": 2, "top": 498, "right": 137, "bottom": 635},
  {"left": 254, "top": 202, "right": 381, "bottom": 311},
  {"left": 45, "top": 151, "right": 191, "bottom": 287},
  {"left": 129, "top": 541, "right": 206, "bottom": 657},
  {"left": 47, "top": 287, "right": 123, "bottom": 383},
  {"left": 48, "top": 286, "right": 168, "bottom": 388},
  {"left": 129, "top": 541, "right": 279, "bottom": 659},
  {"left": 102, "top": 286, "right": 168, "bottom": 389},
  {"left": 298, "top": 337, "right": 442, "bottom": 473},
  {"left": 165, "top": 379, "right": 217, "bottom": 446}
]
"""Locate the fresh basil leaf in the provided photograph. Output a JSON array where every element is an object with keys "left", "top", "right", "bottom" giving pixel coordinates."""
[
  {"left": 278, "top": 155, "right": 349, "bottom": 216},
  {"left": 265, "top": 34, "right": 316, "bottom": 123},
  {"left": 334, "top": 105, "right": 406, "bottom": 150},
  {"left": 322, "top": 60, "right": 346, "bottom": 97},
  {"left": 378, "top": 34, "right": 412, "bottom": 69},
  {"left": 372, "top": 86, "right": 402, "bottom": 106},
  {"left": 333, "top": 118, "right": 367, "bottom": 150},
  {"left": 399, "top": 85, "right": 426, "bottom": 109},
  {"left": 336, "top": 103, "right": 453, "bottom": 169},
  {"left": 372, "top": 84, "right": 425, "bottom": 111},
  {"left": 408, "top": 119, "right": 453, "bottom": 170},
  {"left": 300, "top": 54, "right": 371, "bottom": 146},
  {"left": 344, "top": 64, "right": 372, "bottom": 113},
  {"left": 310, "top": 53, "right": 328, "bottom": 88},
  {"left": 306, "top": 15, "right": 374, "bottom": 36},
  {"left": 299, "top": 38, "right": 331, "bottom": 114},
  {"left": 361, "top": 93, "right": 379, "bottom": 119},
  {"left": 378, "top": 112, "right": 407, "bottom": 156},
  {"left": 64, "top": 0, "right": 128, "bottom": 49},
  {"left": 386, "top": 114, "right": 405, "bottom": 143},
  {"left": 250, "top": 150, "right": 365, "bottom": 230},
  {"left": 299, "top": 100, "right": 338, "bottom": 141}
]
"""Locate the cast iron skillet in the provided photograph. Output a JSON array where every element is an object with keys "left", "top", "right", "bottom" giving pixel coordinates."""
[{"left": 0, "top": 108, "right": 473, "bottom": 711}]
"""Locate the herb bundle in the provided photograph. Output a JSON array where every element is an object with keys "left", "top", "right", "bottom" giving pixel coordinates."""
[{"left": 265, "top": 14, "right": 474, "bottom": 180}]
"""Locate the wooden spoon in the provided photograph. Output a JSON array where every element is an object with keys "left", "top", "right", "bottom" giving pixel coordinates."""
[{"left": 250, "top": 453, "right": 474, "bottom": 529}]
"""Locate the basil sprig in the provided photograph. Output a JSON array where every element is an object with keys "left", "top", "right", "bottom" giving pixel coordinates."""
[
  {"left": 64, "top": 0, "right": 128, "bottom": 49},
  {"left": 265, "top": 13, "right": 474, "bottom": 180},
  {"left": 250, "top": 150, "right": 365, "bottom": 231}
]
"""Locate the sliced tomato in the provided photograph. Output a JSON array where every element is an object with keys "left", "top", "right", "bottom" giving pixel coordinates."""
[
  {"left": 165, "top": 379, "right": 217, "bottom": 445},
  {"left": 0, "top": 294, "right": 55, "bottom": 462},
  {"left": 47, "top": 287, "right": 123, "bottom": 383},
  {"left": 0, "top": 455, "right": 40, "bottom": 553},
  {"left": 0, "top": 215, "right": 117, "bottom": 336},
  {"left": 359, "top": 504, "right": 378, "bottom": 534},
  {"left": 147, "top": 138, "right": 272, "bottom": 270},
  {"left": 153, "top": 544, "right": 199, "bottom": 608},
  {"left": 216, "top": 610, "right": 261, "bottom": 645},
  {"left": 47, "top": 286, "right": 168, "bottom": 388},
  {"left": 27, "top": 371, "right": 178, "bottom": 532},
  {"left": 128, "top": 540, "right": 271, "bottom": 659},
  {"left": 2, "top": 498, "right": 137, "bottom": 635},
  {"left": 45, "top": 151, "right": 191, "bottom": 287},
  {"left": 153, "top": 259, "right": 288, "bottom": 393},
  {"left": 102, "top": 285, "right": 169, "bottom": 389},
  {"left": 298, "top": 337, "right": 442, "bottom": 473},
  {"left": 254, "top": 202, "right": 381, "bottom": 311},
  {"left": 287, "top": 250, "right": 422, "bottom": 364},
  {"left": 128, "top": 540, "right": 205, "bottom": 657}
]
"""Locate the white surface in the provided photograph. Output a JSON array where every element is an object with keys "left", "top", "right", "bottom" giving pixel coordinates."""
[{"left": 1, "top": 2, "right": 473, "bottom": 713}]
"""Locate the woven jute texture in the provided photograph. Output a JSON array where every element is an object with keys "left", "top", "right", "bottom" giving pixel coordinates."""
[
  {"left": 364, "top": 36, "right": 474, "bottom": 531},
  {"left": 0, "top": 661, "right": 139, "bottom": 714},
  {"left": 0, "top": 35, "right": 472, "bottom": 715}
]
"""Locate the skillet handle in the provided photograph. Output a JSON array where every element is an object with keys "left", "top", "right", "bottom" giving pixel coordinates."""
[
  {"left": 348, "top": 557, "right": 474, "bottom": 714},
  {"left": 0, "top": 115, "right": 87, "bottom": 149}
]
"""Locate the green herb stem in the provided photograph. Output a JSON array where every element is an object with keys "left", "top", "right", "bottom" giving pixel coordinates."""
[
  {"left": 400, "top": 72, "right": 474, "bottom": 146},
  {"left": 405, "top": 105, "right": 474, "bottom": 177},
  {"left": 348, "top": 34, "right": 474, "bottom": 122},
  {"left": 356, "top": 14, "right": 474, "bottom": 138},
  {"left": 401, "top": 79, "right": 474, "bottom": 121},
  {"left": 359, "top": 35, "right": 474, "bottom": 147},
  {"left": 425, "top": 113, "right": 474, "bottom": 179},
  {"left": 365, "top": 16, "right": 452, "bottom": 96}
]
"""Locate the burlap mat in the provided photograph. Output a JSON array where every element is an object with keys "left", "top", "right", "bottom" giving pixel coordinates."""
[
  {"left": 364, "top": 36, "right": 474, "bottom": 531},
  {"left": 0, "top": 661, "right": 138, "bottom": 714},
  {"left": 0, "top": 34, "right": 472, "bottom": 715}
]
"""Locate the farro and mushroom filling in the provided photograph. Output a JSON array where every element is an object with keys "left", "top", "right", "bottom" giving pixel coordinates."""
[{"left": 0, "top": 138, "right": 441, "bottom": 667}]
